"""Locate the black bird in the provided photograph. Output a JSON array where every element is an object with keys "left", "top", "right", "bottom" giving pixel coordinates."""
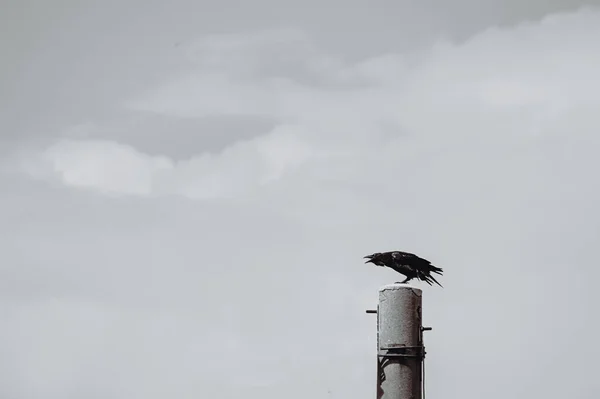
[{"left": 364, "top": 251, "right": 443, "bottom": 287}]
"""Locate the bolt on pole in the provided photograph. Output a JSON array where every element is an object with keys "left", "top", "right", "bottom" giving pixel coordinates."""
[{"left": 372, "top": 283, "right": 427, "bottom": 399}]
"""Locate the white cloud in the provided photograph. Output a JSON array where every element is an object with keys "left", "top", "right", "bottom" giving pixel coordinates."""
[
  {"left": 19, "top": 139, "right": 173, "bottom": 196},
  {"left": 17, "top": 124, "right": 318, "bottom": 199},
  {"left": 18, "top": 8, "right": 600, "bottom": 201}
]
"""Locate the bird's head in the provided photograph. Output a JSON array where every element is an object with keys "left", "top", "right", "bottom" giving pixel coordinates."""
[{"left": 364, "top": 253, "right": 383, "bottom": 266}]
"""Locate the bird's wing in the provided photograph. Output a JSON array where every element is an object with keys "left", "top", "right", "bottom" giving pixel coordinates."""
[
  {"left": 391, "top": 251, "right": 417, "bottom": 260},
  {"left": 393, "top": 251, "right": 432, "bottom": 264}
]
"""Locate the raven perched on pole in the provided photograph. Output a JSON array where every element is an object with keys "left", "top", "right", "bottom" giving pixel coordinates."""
[{"left": 364, "top": 251, "right": 443, "bottom": 287}]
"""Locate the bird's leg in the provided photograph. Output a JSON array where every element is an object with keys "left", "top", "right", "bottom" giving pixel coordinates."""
[{"left": 395, "top": 277, "right": 411, "bottom": 284}]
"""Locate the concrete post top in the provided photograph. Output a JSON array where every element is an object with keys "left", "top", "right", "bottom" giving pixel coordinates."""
[{"left": 379, "top": 283, "right": 422, "bottom": 295}]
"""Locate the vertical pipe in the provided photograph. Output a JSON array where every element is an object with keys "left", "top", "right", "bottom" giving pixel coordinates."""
[{"left": 377, "top": 284, "right": 423, "bottom": 399}]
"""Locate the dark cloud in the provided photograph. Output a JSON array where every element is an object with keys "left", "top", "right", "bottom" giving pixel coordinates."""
[{"left": 2, "top": 0, "right": 594, "bottom": 143}]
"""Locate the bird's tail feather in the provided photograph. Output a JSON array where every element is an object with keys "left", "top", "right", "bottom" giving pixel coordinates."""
[
  {"left": 428, "top": 264, "right": 443, "bottom": 275},
  {"left": 419, "top": 271, "right": 443, "bottom": 287},
  {"left": 427, "top": 274, "right": 443, "bottom": 287}
]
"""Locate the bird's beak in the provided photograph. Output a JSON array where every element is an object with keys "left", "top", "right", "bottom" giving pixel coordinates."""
[{"left": 364, "top": 255, "right": 374, "bottom": 264}]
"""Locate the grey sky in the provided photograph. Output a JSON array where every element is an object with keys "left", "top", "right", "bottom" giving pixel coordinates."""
[{"left": 2, "top": 1, "right": 600, "bottom": 398}]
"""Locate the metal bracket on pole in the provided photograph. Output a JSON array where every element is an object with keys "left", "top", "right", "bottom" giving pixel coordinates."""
[{"left": 378, "top": 345, "right": 426, "bottom": 360}]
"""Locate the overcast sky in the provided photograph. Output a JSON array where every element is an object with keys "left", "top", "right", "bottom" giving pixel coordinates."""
[{"left": 2, "top": 1, "right": 600, "bottom": 398}]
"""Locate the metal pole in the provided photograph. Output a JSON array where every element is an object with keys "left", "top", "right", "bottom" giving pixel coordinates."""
[{"left": 376, "top": 284, "right": 424, "bottom": 399}]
